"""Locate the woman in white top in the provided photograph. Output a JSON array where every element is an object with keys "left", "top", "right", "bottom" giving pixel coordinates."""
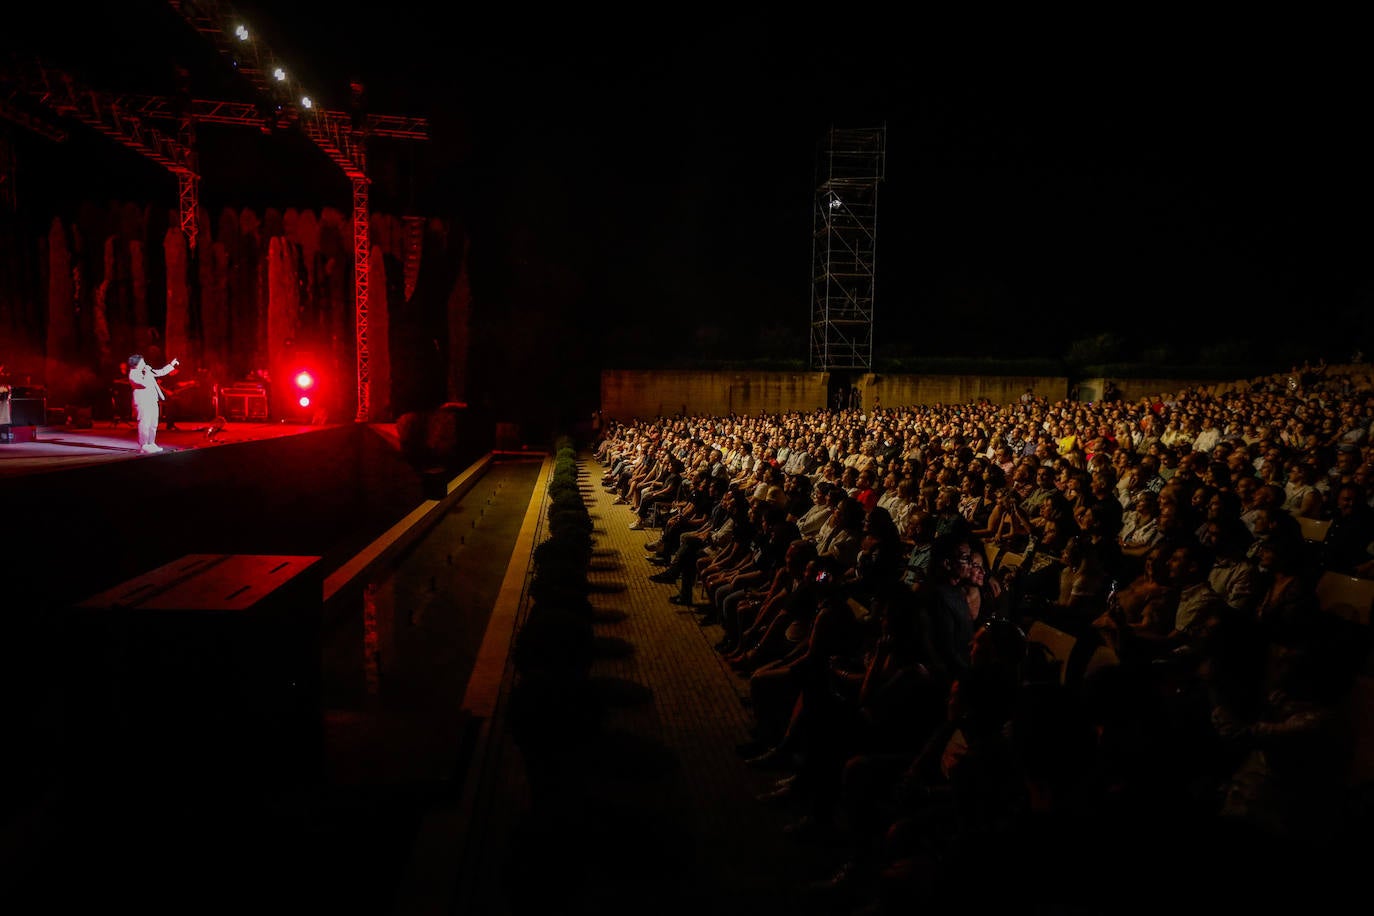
[{"left": 1119, "top": 491, "right": 1162, "bottom": 557}]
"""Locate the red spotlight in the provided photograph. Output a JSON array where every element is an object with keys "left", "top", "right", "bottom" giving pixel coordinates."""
[{"left": 288, "top": 366, "right": 320, "bottom": 420}]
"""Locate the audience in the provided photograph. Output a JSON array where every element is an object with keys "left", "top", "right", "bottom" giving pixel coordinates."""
[{"left": 591, "top": 359, "right": 1374, "bottom": 909}]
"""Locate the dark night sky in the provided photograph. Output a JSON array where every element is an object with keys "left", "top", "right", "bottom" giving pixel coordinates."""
[{"left": 10, "top": 6, "right": 1374, "bottom": 377}]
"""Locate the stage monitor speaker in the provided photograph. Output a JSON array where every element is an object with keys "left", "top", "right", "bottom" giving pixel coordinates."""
[
  {"left": 67, "top": 406, "right": 93, "bottom": 429},
  {"left": 223, "top": 387, "right": 269, "bottom": 421},
  {"left": 7, "top": 398, "right": 48, "bottom": 425}
]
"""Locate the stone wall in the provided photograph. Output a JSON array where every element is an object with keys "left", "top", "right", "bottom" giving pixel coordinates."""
[
  {"left": 600, "top": 370, "right": 830, "bottom": 419},
  {"left": 601, "top": 370, "right": 1073, "bottom": 419},
  {"left": 599, "top": 369, "right": 1273, "bottom": 420},
  {"left": 862, "top": 374, "right": 1069, "bottom": 412}
]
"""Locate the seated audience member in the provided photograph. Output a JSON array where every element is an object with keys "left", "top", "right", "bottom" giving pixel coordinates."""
[
  {"left": 1278, "top": 460, "right": 1322, "bottom": 520},
  {"left": 1092, "top": 544, "right": 1178, "bottom": 660},
  {"left": 818, "top": 495, "right": 868, "bottom": 572},
  {"left": 705, "top": 504, "right": 800, "bottom": 628},
  {"left": 1002, "top": 515, "right": 1074, "bottom": 616},
  {"left": 847, "top": 506, "right": 906, "bottom": 609},
  {"left": 851, "top": 467, "right": 880, "bottom": 514},
  {"left": 1209, "top": 635, "right": 1352, "bottom": 870},
  {"left": 654, "top": 486, "right": 751, "bottom": 605},
  {"left": 1082, "top": 472, "right": 1125, "bottom": 540},
  {"left": 1204, "top": 516, "right": 1260, "bottom": 616},
  {"left": 1047, "top": 533, "right": 1113, "bottom": 633},
  {"left": 1252, "top": 533, "right": 1321, "bottom": 646},
  {"left": 1322, "top": 482, "right": 1374, "bottom": 575},
  {"left": 627, "top": 455, "right": 685, "bottom": 530},
  {"left": 696, "top": 499, "right": 769, "bottom": 608},
  {"left": 781, "top": 472, "right": 814, "bottom": 523},
  {"left": 744, "top": 556, "right": 862, "bottom": 762},
  {"left": 1167, "top": 542, "right": 1234, "bottom": 659},
  {"left": 718, "top": 536, "right": 815, "bottom": 657},
  {"left": 864, "top": 666, "right": 1023, "bottom": 907},
  {"left": 797, "top": 482, "right": 839, "bottom": 541},
  {"left": 1245, "top": 503, "right": 1305, "bottom": 567},
  {"left": 972, "top": 484, "right": 1032, "bottom": 551},
  {"left": 955, "top": 472, "right": 990, "bottom": 531},
  {"left": 919, "top": 534, "right": 990, "bottom": 689},
  {"left": 1027, "top": 490, "right": 1077, "bottom": 543},
  {"left": 900, "top": 510, "right": 939, "bottom": 593},
  {"left": 647, "top": 474, "right": 727, "bottom": 565},
  {"left": 884, "top": 476, "right": 920, "bottom": 535},
  {"left": 931, "top": 485, "right": 973, "bottom": 541}
]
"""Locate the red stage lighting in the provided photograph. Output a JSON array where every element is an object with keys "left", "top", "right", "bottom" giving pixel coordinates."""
[{"left": 289, "top": 367, "right": 320, "bottom": 419}]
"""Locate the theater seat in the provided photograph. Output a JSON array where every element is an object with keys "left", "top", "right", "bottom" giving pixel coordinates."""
[
  {"left": 1315, "top": 571, "right": 1374, "bottom": 627},
  {"left": 1299, "top": 517, "right": 1332, "bottom": 544},
  {"left": 1027, "top": 620, "right": 1077, "bottom": 685}
]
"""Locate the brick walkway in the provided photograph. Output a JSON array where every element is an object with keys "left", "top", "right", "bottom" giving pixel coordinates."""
[{"left": 465, "top": 455, "right": 843, "bottom": 916}]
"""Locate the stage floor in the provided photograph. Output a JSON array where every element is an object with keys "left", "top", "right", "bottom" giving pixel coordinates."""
[{"left": 0, "top": 419, "right": 333, "bottom": 477}]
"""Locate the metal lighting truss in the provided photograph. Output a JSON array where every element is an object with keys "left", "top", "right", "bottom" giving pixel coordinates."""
[{"left": 169, "top": 0, "right": 429, "bottom": 421}]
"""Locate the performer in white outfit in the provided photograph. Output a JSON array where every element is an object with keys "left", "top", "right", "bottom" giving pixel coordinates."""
[{"left": 127, "top": 353, "right": 179, "bottom": 453}]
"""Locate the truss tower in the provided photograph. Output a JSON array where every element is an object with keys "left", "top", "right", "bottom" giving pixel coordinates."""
[{"left": 809, "top": 125, "right": 885, "bottom": 372}]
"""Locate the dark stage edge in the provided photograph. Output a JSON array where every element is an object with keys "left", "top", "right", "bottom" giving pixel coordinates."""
[{"left": 0, "top": 427, "right": 543, "bottom": 912}]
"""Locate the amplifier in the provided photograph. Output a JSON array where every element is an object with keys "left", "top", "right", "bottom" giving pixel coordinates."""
[
  {"left": 223, "top": 386, "right": 269, "bottom": 421},
  {"left": 8, "top": 397, "right": 46, "bottom": 426}
]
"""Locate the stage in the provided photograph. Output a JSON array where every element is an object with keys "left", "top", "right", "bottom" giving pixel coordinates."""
[
  {"left": 0, "top": 418, "right": 456, "bottom": 611},
  {"left": 0, "top": 414, "right": 540, "bottom": 909},
  {"left": 0, "top": 418, "right": 331, "bottom": 478}
]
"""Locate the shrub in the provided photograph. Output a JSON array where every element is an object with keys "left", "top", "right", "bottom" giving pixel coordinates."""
[{"left": 513, "top": 602, "right": 595, "bottom": 678}]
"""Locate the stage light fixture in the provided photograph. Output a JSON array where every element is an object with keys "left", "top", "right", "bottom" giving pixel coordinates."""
[
  {"left": 273, "top": 68, "right": 287, "bottom": 82},
  {"left": 293, "top": 370, "right": 316, "bottom": 412},
  {"left": 301, "top": 96, "right": 313, "bottom": 109},
  {"left": 235, "top": 25, "right": 249, "bottom": 41}
]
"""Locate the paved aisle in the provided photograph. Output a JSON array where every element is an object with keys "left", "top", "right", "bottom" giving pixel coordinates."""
[{"left": 469, "top": 455, "right": 837, "bottom": 916}]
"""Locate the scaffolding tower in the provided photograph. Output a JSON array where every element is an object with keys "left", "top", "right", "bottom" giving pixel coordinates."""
[{"left": 809, "top": 125, "right": 885, "bottom": 372}]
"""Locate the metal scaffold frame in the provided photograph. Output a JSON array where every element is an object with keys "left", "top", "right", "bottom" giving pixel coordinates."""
[
  {"left": 809, "top": 125, "right": 885, "bottom": 372},
  {"left": 352, "top": 175, "right": 371, "bottom": 421},
  {"left": 169, "top": 0, "right": 428, "bottom": 422},
  {"left": 4, "top": 5, "right": 428, "bottom": 421}
]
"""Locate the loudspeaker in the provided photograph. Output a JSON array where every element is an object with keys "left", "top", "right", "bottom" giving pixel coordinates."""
[
  {"left": 6, "top": 399, "right": 50, "bottom": 425},
  {"left": 223, "top": 387, "right": 269, "bottom": 421},
  {"left": 67, "top": 406, "right": 93, "bottom": 429}
]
